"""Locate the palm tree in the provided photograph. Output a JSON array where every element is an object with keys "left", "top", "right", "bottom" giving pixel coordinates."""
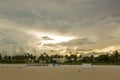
[
  {"left": 38, "top": 52, "right": 49, "bottom": 64},
  {"left": 113, "top": 50, "right": 120, "bottom": 64},
  {"left": 0, "top": 54, "right": 2, "bottom": 63},
  {"left": 0, "top": 54, "right": 1, "bottom": 60}
]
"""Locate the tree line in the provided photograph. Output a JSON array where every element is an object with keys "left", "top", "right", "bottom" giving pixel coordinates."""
[{"left": 0, "top": 50, "right": 120, "bottom": 65}]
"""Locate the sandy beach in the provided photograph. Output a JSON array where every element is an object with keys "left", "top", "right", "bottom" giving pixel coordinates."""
[{"left": 0, "top": 64, "right": 120, "bottom": 80}]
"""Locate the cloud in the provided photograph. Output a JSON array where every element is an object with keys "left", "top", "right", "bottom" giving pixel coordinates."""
[
  {"left": 0, "top": 27, "right": 31, "bottom": 45},
  {"left": 45, "top": 38, "right": 95, "bottom": 48},
  {"left": 41, "top": 36, "right": 54, "bottom": 40},
  {"left": 0, "top": 0, "right": 120, "bottom": 54},
  {"left": 58, "top": 38, "right": 94, "bottom": 46}
]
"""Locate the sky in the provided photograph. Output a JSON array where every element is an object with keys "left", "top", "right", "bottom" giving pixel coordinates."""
[{"left": 0, "top": 0, "right": 120, "bottom": 55}]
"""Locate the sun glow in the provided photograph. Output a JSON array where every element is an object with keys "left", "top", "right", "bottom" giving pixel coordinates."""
[
  {"left": 93, "top": 46, "right": 120, "bottom": 53},
  {"left": 27, "top": 31, "right": 76, "bottom": 44}
]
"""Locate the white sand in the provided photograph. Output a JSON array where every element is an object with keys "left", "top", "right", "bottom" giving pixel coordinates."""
[{"left": 0, "top": 64, "right": 120, "bottom": 80}]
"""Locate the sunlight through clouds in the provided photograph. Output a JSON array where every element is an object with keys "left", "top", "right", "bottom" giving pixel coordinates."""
[{"left": 0, "top": 0, "right": 120, "bottom": 55}]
